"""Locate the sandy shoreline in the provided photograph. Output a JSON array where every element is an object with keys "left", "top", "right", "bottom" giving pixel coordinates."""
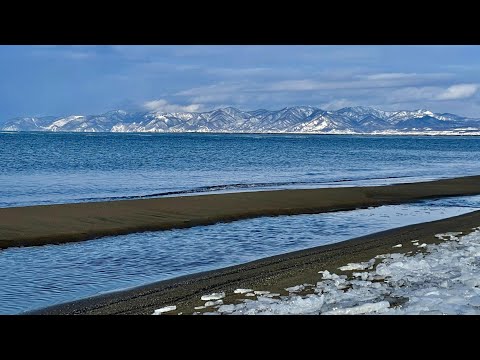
[
  {"left": 2, "top": 175, "right": 480, "bottom": 249},
  {"left": 31, "top": 209, "right": 480, "bottom": 315}
]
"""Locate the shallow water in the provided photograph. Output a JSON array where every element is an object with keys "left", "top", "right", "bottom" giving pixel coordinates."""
[
  {"left": 0, "top": 195, "right": 479, "bottom": 314},
  {"left": 2, "top": 133, "right": 480, "bottom": 207}
]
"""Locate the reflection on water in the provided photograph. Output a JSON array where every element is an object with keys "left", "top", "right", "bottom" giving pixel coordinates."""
[{"left": 0, "top": 195, "right": 480, "bottom": 314}]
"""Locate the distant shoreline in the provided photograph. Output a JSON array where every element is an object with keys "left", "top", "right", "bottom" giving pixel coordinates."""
[
  {"left": 2, "top": 175, "right": 480, "bottom": 250},
  {"left": 2, "top": 130, "right": 480, "bottom": 136},
  {"left": 31, "top": 209, "right": 480, "bottom": 315}
]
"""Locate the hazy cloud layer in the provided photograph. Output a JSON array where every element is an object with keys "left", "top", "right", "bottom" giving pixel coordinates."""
[
  {"left": 143, "top": 99, "right": 202, "bottom": 113},
  {"left": 1, "top": 45, "right": 480, "bottom": 121}
]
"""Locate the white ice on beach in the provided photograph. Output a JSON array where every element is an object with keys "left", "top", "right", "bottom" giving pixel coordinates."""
[
  {"left": 201, "top": 292, "right": 225, "bottom": 301},
  {"left": 205, "top": 300, "right": 223, "bottom": 307},
  {"left": 322, "top": 301, "right": 391, "bottom": 315},
  {"left": 234, "top": 289, "right": 253, "bottom": 294},
  {"left": 285, "top": 285, "right": 305, "bottom": 293},
  {"left": 392, "top": 244, "right": 403, "bottom": 248},
  {"left": 254, "top": 291, "right": 271, "bottom": 295},
  {"left": 152, "top": 305, "right": 176, "bottom": 315},
  {"left": 213, "top": 230, "right": 480, "bottom": 315},
  {"left": 338, "top": 259, "right": 375, "bottom": 271}
]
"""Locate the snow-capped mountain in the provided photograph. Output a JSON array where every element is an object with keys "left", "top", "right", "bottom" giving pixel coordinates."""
[{"left": 2, "top": 106, "right": 480, "bottom": 135}]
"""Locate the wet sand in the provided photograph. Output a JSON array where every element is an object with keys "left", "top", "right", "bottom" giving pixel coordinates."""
[
  {"left": 32, "top": 209, "right": 480, "bottom": 315},
  {"left": 2, "top": 175, "right": 480, "bottom": 249}
]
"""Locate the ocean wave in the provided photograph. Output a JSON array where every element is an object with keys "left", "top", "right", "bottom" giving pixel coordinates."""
[{"left": 78, "top": 175, "right": 414, "bottom": 202}]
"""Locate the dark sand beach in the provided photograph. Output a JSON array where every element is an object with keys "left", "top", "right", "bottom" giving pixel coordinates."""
[
  {"left": 2, "top": 175, "right": 480, "bottom": 250},
  {"left": 32, "top": 209, "right": 480, "bottom": 315}
]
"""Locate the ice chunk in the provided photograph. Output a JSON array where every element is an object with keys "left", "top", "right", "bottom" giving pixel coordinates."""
[
  {"left": 205, "top": 300, "right": 223, "bottom": 307},
  {"left": 338, "top": 259, "right": 375, "bottom": 271},
  {"left": 194, "top": 305, "right": 206, "bottom": 310},
  {"left": 245, "top": 293, "right": 256, "bottom": 297},
  {"left": 217, "top": 304, "right": 236, "bottom": 313},
  {"left": 262, "top": 293, "right": 281, "bottom": 298},
  {"left": 418, "top": 243, "right": 427, "bottom": 248},
  {"left": 201, "top": 292, "right": 225, "bottom": 301},
  {"left": 322, "top": 301, "right": 390, "bottom": 315},
  {"left": 353, "top": 272, "right": 369, "bottom": 281},
  {"left": 234, "top": 288, "right": 253, "bottom": 294},
  {"left": 152, "top": 305, "right": 176, "bottom": 315},
  {"left": 392, "top": 244, "right": 402, "bottom": 248},
  {"left": 319, "top": 270, "right": 340, "bottom": 279},
  {"left": 286, "top": 285, "right": 305, "bottom": 293},
  {"left": 254, "top": 291, "right": 271, "bottom": 295}
]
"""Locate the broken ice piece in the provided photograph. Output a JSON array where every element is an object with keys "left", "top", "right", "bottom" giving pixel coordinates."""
[
  {"left": 392, "top": 244, "right": 402, "bottom": 248},
  {"left": 152, "top": 305, "right": 176, "bottom": 315},
  {"left": 285, "top": 285, "right": 305, "bottom": 293},
  {"left": 201, "top": 292, "right": 225, "bottom": 301},
  {"left": 418, "top": 243, "right": 427, "bottom": 248},
  {"left": 322, "top": 301, "right": 390, "bottom": 315},
  {"left": 338, "top": 259, "right": 375, "bottom": 271},
  {"left": 262, "top": 293, "right": 281, "bottom": 298},
  {"left": 234, "top": 288, "right": 253, "bottom": 294},
  {"left": 205, "top": 300, "right": 223, "bottom": 307},
  {"left": 254, "top": 290, "right": 271, "bottom": 295},
  {"left": 217, "top": 304, "right": 236, "bottom": 313}
]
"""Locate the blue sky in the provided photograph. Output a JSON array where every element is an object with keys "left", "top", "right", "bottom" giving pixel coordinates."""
[{"left": 1, "top": 45, "right": 480, "bottom": 120}]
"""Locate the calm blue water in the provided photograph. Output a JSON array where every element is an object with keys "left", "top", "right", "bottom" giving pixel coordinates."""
[
  {"left": 0, "top": 196, "right": 480, "bottom": 314},
  {"left": 1, "top": 132, "right": 480, "bottom": 207}
]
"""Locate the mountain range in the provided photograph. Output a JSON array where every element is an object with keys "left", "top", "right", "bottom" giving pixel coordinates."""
[{"left": 2, "top": 106, "right": 480, "bottom": 135}]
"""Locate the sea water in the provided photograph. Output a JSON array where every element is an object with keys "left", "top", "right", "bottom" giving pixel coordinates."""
[{"left": 2, "top": 132, "right": 480, "bottom": 207}]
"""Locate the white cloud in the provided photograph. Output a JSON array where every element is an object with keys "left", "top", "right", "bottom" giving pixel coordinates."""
[
  {"left": 388, "top": 86, "right": 441, "bottom": 103},
  {"left": 435, "top": 84, "right": 478, "bottom": 100},
  {"left": 266, "top": 72, "right": 453, "bottom": 93},
  {"left": 176, "top": 83, "right": 246, "bottom": 97},
  {"left": 205, "top": 67, "right": 273, "bottom": 77},
  {"left": 143, "top": 99, "right": 202, "bottom": 113},
  {"left": 362, "top": 72, "right": 450, "bottom": 81},
  {"left": 268, "top": 80, "right": 319, "bottom": 91},
  {"left": 321, "top": 99, "right": 358, "bottom": 110},
  {"left": 364, "top": 72, "right": 419, "bottom": 80}
]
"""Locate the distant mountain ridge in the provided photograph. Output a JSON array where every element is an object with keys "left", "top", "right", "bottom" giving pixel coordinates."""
[{"left": 2, "top": 106, "right": 480, "bottom": 135}]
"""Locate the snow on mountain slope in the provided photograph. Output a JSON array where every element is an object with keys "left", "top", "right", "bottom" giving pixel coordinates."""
[{"left": 2, "top": 106, "right": 479, "bottom": 135}]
